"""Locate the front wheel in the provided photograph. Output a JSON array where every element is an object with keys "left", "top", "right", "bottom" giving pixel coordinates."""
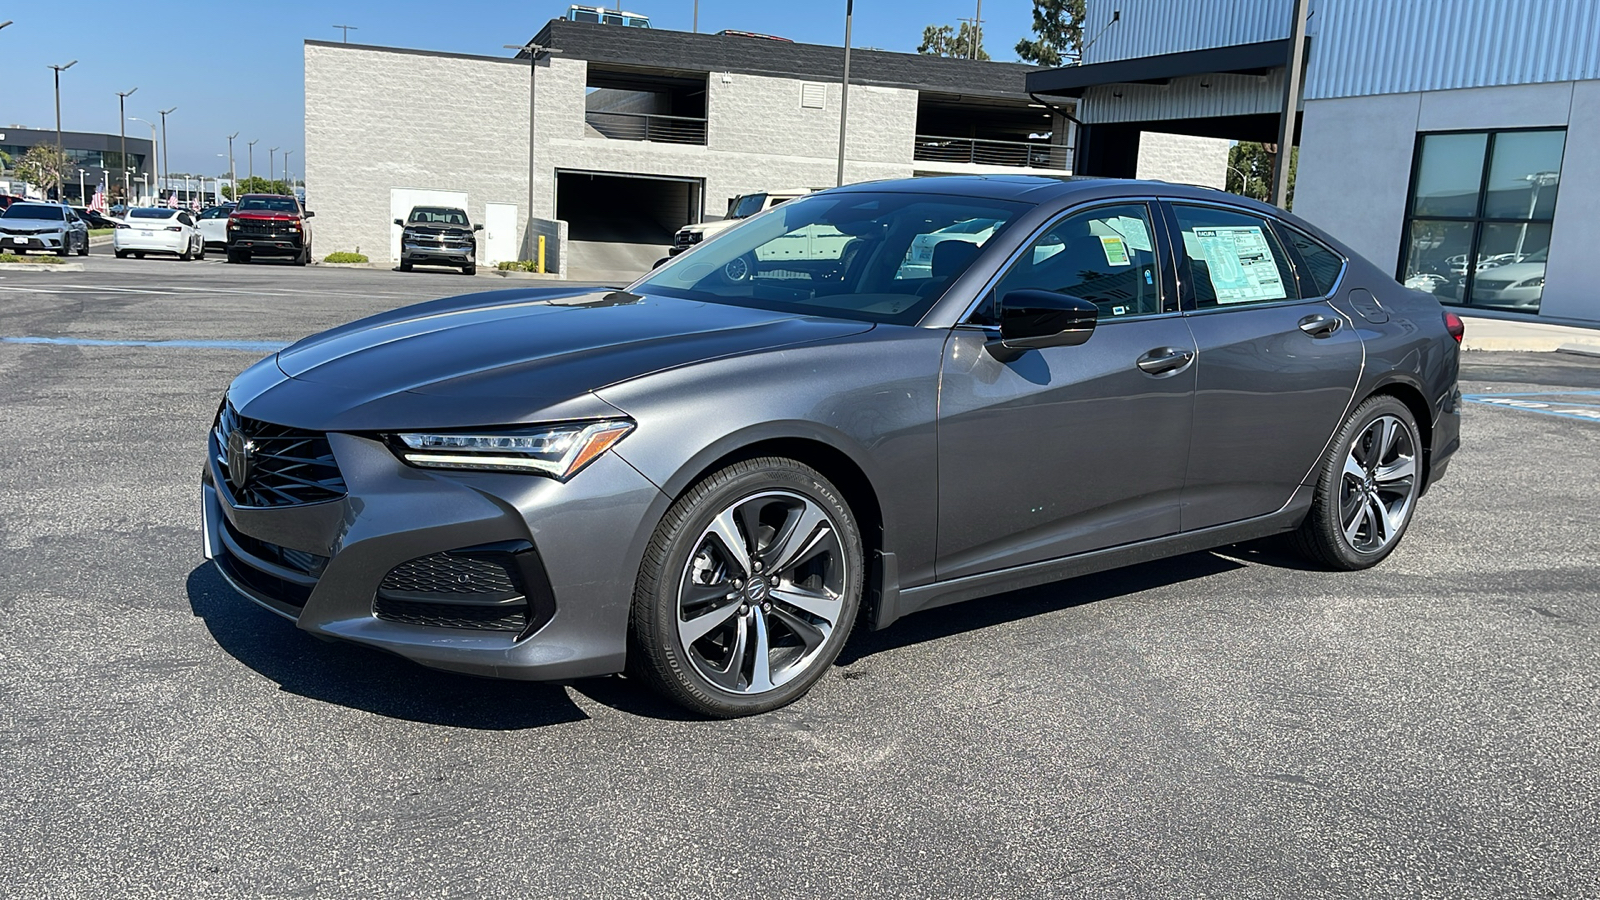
[
  {"left": 629, "top": 458, "right": 863, "bottom": 718},
  {"left": 1290, "top": 395, "right": 1422, "bottom": 570},
  {"left": 463, "top": 263, "right": 476, "bottom": 276}
]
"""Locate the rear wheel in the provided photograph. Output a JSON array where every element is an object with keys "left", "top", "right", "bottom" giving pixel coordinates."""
[
  {"left": 114, "top": 249, "right": 127, "bottom": 259},
  {"left": 629, "top": 458, "right": 863, "bottom": 718},
  {"left": 133, "top": 252, "right": 145, "bottom": 259},
  {"left": 179, "top": 240, "right": 192, "bottom": 261},
  {"left": 1290, "top": 395, "right": 1422, "bottom": 570}
]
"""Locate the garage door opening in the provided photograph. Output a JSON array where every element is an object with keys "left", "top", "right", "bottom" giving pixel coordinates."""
[{"left": 556, "top": 171, "right": 703, "bottom": 279}]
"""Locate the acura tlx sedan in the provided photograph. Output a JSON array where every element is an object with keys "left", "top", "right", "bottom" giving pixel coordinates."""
[{"left": 203, "top": 176, "right": 1463, "bottom": 717}]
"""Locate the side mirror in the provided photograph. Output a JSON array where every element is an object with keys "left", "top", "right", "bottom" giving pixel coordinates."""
[
  {"left": 393, "top": 218, "right": 403, "bottom": 227},
  {"left": 652, "top": 257, "right": 670, "bottom": 269},
  {"left": 987, "top": 289, "right": 1098, "bottom": 360},
  {"left": 474, "top": 223, "right": 484, "bottom": 232},
  {"left": 303, "top": 210, "right": 315, "bottom": 218}
]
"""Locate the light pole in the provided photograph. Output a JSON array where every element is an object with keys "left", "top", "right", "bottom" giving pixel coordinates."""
[
  {"left": 226, "top": 132, "right": 238, "bottom": 201},
  {"left": 0, "top": 21, "right": 13, "bottom": 31},
  {"left": 129, "top": 117, "right": 157, "bottom": 204},
  {"left": 506, "top": 41, "right": 552, "bottom": 228},
  {"left": 283, "top": 150, "right": 294, "bottom": 194},
  {"left": 836, "top": 0, "right": 853, "bottom": 187},
  {"left": 1226, "top": 164, "right": 1253, "bottom": 199},
  {"left": 78, "top": 168, "right": 86, "bottom": 204},
  {"left": 115, "top": 87, "right": 137, "bottom": 204},
  {"left": 50, "top": 60, "right": 78, "bottom": 200},
  {"left": 247, "top": 139, "right": 257, "bottom": 186},
  {"left": 158, "top": 106, "right": 176, "bottom": 200},
  {"left": 269, "top": 146, "right": 279, "bottom": 186},
  {"left": 333, "top": 24, "right": 357, "bottom": 42}
]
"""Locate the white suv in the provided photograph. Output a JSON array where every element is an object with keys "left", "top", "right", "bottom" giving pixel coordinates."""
[{"left": 670, "top": 189, "right": 811, "bottom": 256}]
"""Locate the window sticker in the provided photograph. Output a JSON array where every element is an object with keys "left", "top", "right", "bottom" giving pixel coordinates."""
[
  {"left": 1089, "top": 216, "right": 1153, "bottom": 253},
  {"left": 1191, "top": 226, "right": 1287, "bottom": 303},
  {"left": 1099, "top": 235, "right": 1131, "bottom": 266}
]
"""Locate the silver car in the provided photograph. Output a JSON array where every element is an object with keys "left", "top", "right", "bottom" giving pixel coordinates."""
[
  {"left": 204, "top": 177, "right": 1463, "bottom": 717},
  {"left": 0, "top": 202, "right": 90, "bottom": 256}
]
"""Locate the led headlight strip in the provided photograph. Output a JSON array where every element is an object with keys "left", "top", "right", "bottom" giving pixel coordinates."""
[{"left": 395, "top": 420, "right": 634, "bottom": 480}]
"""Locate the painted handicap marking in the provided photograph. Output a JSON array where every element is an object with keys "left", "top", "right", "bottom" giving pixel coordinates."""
[{"left": 1464, "top": 390, "right": 1600, "bottom": 423}]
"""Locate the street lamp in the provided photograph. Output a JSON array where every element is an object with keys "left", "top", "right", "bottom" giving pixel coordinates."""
[
  {"left": 225, "top": 132, "right": 238, "bottom": 202},
  {"left": 0, "top": 21, "right": 14, "bottom": 31},
  {"left": 283, "top": 149, "right": 294, "bottom": 193},
  {"left": 836, "top": 0, "right": 854, "bottom": 187},
  {"left": 158, "top": 106, "right": 176, "bottom": 200},
  {"left": 269, "top": 146, "right": 279, "bottom": 185},
  {"left": 50, "top": 60, "right": 78, "bottom": 200},
  {"left": 115, "top": 87, "right": 137, "bottom": 204},
  {"left": 78, "top": 168, "right": 86, "bottom": 205},
  {"left": 1226, "top": 164, "right": 1253, "bottom": 199},
  {"left": 505, "top": 41, "right": 553, "bottom": 225},
  {"left": 247, "top": 139, "right": 257, "bottom": 185}
]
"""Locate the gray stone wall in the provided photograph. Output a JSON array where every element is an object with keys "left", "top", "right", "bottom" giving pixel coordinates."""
[{"left": 304, "top": 44, "right": 531, "bottom": 264}]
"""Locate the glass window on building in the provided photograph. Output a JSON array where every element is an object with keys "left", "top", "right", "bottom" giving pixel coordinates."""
[{"left": 1400, "top": 128, "right": 1566, "bottom": 313}]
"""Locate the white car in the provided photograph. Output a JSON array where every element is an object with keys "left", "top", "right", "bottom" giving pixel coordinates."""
[
  {"left": 1470, "top": 249, "right": 1547, "bottom": 308},
  {"left": 114, "top": 207, "right": 205, "bottom": 260},
  {"left": 196, "top": 204, "right": 235, "bottom": 250},
  {"left": 897, "top": 217, "right": 1004, "bottom": 280},
  {"left": 670, "top": 189, "right": 812, "bottom": 255}
]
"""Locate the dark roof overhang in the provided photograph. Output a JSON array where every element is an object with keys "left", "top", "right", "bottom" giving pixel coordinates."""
[{"left": 1026, "top": 39, "right": 1291, "bottom": 98}]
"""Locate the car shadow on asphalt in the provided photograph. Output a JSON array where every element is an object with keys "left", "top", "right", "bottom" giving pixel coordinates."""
[
  {"left": 836, "top": 550, "right": 1247, "bottom": 666},
  {"left": 186, "top": 564, "right": 591, "bottom": 730}
]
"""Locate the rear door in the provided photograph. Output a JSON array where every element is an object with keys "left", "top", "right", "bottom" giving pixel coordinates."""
[
  {"left": 936, "top": 201, "right": 1197, "bottom": 580},
  {"left": 1162, "top": 201, "right": 1364, "bottom": 531}
]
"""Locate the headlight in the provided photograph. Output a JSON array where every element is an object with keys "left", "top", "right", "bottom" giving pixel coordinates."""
[
  {"left": 403, "top": 229, "right": 418, "bottom": 238},
  {"left": 1515, "top": 276, "right": 1544, "bottom": 288},
  {"left": 393, "top": 420, "right": 634, "bottom": 479}
]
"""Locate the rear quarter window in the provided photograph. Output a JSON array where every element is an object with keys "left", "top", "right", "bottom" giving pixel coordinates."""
[{"left": 1280, "top": 226, "right": 1347, "bottom": 296}]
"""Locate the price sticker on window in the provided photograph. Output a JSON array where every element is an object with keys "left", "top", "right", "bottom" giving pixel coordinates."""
[{"left": 1100, "top": 235, "right": 1131, "bottom": 267}]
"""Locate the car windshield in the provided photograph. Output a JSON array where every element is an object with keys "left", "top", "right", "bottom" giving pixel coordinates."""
[
  {"left": 731, "top": 194, "right": 769, "bottom": 218},
  {"left": 408, "top": 207, "right": 469, "bottom": 226},
  {"left": 633, "top": 191, "right": 1028, "bottom": 325},
  {"left": 3, "top": 205, "right": 64, "bottom": 220},
  {"left": 236, "top": 197, "right": 299, "bottom": 213},
  {"left": 200, "top": 206, "right": 233, "bottom": 219},
  {"left": 130, "top": 208, "right": 177, "bottom": 219}
]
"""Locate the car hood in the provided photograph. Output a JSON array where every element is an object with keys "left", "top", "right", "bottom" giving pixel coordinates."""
[
  {"left": 406, "top": 224, "right": 473, "bottom": 236},
  {"left": 1476, "top": 262, "right": 1545, "bottom": 281},
  {"left": 0, "top": 216, "right": 68, "bottom": 229},
  {"left": 242, "top": 287, "right": 873, "bottom": 430}
]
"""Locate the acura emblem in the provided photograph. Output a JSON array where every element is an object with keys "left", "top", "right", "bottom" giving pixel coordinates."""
[{"left": 226, "top": 429, "right": 256, "bottom": 490}]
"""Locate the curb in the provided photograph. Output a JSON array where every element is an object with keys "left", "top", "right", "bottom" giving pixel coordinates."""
[
  {"left": 0, "top": 262, "right": 85, "bottom": 272},
  {"left": 1556, "top": 344, "right": 1600, "bottom": 360}
]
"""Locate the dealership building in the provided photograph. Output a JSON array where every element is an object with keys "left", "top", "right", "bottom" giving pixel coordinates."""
[
  {"left": 0, "top": 126, "right": 154, "bottom": 203},
  {"left": 1032, "top": 0, "right": 1600, "bottom": 325},
  {"left": 303, "top": 19, "right": 1232, "bottom": 273}
]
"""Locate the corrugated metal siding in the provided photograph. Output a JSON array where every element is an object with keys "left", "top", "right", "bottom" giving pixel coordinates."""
[
  {"left": 1079, "top": 70, "right": 1286, "bottom": 123},
  {"left": 1305, "top": 0, "right": 1600, "bottom": 99},
  {"left": 1081, "top": 0, "right": 1297, "bottom": 64}
]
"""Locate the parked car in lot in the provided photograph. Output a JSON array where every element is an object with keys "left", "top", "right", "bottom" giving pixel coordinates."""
[
  {"left": 70, "top": 206, "right": 119, "bottom": 230},
  {"left": 396, "top": 206, "right": 481, "bottom": 275},
  {"left": 1469, "top": 248, "right": 1547, "bottom": 308},
  {"left": 226, "top": 193, "right": 313, "bottom": 265},
  {"left": 0, "top": 201, "right": 90, "bottom": 256},
  {"left": 114, "top": 207, "right": 205, "bottom": 260},
  {"left": 204, "top": 176, "right": 1463, "bottom": 718},
  {"left": 670, "top": 188, "right": 811, "bottom": 256},
  {"left": 197, "top": 203, "right": 235, "bottom": 250}
]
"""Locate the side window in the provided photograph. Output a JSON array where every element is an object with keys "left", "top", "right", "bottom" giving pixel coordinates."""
[
  {"left": 1280, "top": 225, "right": 1345, "bottom": 296},
  {"left": 992, "top": 203, "right": 1164, "bottom": 319},
  {"left": 1172, "top": 204, "right": 1301, "bottom": 309}
]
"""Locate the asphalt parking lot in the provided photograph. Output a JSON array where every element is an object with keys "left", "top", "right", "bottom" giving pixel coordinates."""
[{"left": 2, "top": 255, "right": 1598, "bottom": 898}]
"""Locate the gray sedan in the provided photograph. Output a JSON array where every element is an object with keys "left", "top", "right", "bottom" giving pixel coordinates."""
[
  {"left": 203, "top": 176, "right": 1462, "bottom": 717},
  {"left": 0, "top": 201, "right": 90, "bottom": 256}
]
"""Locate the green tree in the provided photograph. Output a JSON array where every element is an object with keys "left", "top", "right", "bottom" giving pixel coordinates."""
[
  {"left": 1227, "top": 141, "right": 1297, "bottom": 206},
  {"left": 223, "top": 176, "right": 290, "bottom": 199},
  {"left": 14, "top": 145, "right": 68, "bottom": 198},
  {"left": 918, "top": 21, "right": 989, "bottom": 60},
  {"left": 1016, "top": 0, "right": 1087, "bottom": 67},
  {"left": 0, "top": 149, "right": 11, "bottom": 172}
]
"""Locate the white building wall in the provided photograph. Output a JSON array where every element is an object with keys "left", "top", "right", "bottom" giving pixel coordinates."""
[
  {"left": 1293, "top": 92, "right": 1421, "bottom": 270},
  {"left": 1528, "top": 80, "right": 1599, "bottom": 323},
  {"left": 304, "top": 44, "right": 531, "bottom": 264}
]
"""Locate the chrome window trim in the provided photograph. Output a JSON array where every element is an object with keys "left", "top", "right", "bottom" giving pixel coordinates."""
[{"left": 954, "top": 196, "right": 1178, "bottom": 326}]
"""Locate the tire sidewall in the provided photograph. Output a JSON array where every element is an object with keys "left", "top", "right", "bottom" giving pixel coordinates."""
[
  {"left": 635, "top": 459, "right": 864, "bottom": 717},
  {"left": 1313, "top": 395, "right": 1421, "bottom": 568}
]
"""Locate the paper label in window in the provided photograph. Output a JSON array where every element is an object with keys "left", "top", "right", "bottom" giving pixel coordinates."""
[
  {"left": 1192, "top": 226, "right": 1287, "bottom": 303},
  {"left": 1099, "top": 235, "right": 1131, "bottom": 267}
]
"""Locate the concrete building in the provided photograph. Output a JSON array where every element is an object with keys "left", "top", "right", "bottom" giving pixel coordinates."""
[
  {"left": 1030, "top": 0, "right": 1600, "bottom": 325},
  {"left": 305, "top": 21, "right": 1084, "bottom": 272},
  {"left": 0, "top": 126, "right": 154, "bottom": 203}
]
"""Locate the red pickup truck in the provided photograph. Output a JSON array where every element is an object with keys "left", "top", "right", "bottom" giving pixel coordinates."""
[{"left": 226, "top": 193, "right": 314, "bottom": 265}]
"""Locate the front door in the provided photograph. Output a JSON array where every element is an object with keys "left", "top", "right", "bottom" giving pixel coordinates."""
[
  {"left": 936, "top": 202, "right": 1197, "bottom": 581},
  {"left": 484, "top": 202, "right": 519, "bottom": 266},
  {"left": 1164, "top": 201, "right": 1365, "bottom": 531}
]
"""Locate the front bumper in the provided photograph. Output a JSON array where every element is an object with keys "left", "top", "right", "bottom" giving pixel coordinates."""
[
  {"left": 1, "top": 231, "right": 65, "bottom": 251},
  {"left": 229, "top": 233, "right": 306, "bottom": 257},
  {"left": 402, "top": 242, "right": 475, "bottom": 266},
  {"left": 201, "top": 422, "right": 668, "bottom": 681}
]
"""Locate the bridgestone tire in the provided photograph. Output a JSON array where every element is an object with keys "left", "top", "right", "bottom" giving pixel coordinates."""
[
  {"left": 1289, "top": 394, "right": 1422, "bottom": 571},
  {"left": 629, "top": 457, "right": 863, "bottom": 718}
]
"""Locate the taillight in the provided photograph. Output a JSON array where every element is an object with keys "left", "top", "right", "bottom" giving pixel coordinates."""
[
  {"left": 114, "top": 222, "right": 129, "bottom": 229},
  {"left": 1443, "top": 311, "right": 1465, "bottom": 343},
  {"left": 164, "top": 226, "right": 183, "bottom": 232}
]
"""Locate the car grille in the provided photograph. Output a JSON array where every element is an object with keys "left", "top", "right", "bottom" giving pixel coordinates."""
[
  {"left": 233, "top": 220, "right": 296, "bottom": 237},
  {"left": 1475, "top": 278, "right": 1515, "bottom": 291},
  {"left": 673, "top": 230, "right": 702, "bottom": 251},
  {"left": 214, "top": 402, "right": 347, "bottom": 508},
  {"left": 374, "top": 544, "right": 555, "bottom": 634}
]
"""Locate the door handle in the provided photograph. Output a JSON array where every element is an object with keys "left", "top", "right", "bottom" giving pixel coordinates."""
[
  {"left": 1298, "top": 314, "right": 1342, "bottom": 338},
  {"left": 1136, "top": 347, "right": 1195, "bottom": 376}
]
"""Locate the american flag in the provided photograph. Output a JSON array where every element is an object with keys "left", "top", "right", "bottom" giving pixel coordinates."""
[
  {"left": 88, "top": 185, "right": 108, "bottom": 214},
  {"left": 189, "top": 196, "right": 201, "bottom": 213},
  {"left": 165, "top": 193, "right": 179, "bottom": 209}
]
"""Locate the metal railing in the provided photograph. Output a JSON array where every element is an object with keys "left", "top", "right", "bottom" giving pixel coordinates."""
[
  {"left": 913, "top": 135, "right": 1073, "bottom": 170},
  {"left": 585, "top": 110, "right": 708, "bottom": 145}
]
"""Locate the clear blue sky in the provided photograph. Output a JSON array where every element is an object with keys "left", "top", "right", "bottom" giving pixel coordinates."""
[{"left": 3, "top": 1, "right": 1037, "bottom": 178}]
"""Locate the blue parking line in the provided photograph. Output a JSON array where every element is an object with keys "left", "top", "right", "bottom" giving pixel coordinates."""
[
  {"left": 2, "top": 336, "right": 286, "bottom": 352},
  {"left": 1464, "top": 390, "right": 1600, "bottom": 423}
]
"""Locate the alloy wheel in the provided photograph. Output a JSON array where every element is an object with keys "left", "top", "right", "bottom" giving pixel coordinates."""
[
  {"left": 676, "top": 490, "right": 847, "bottom": 695},
  {"left": 1339, "top": 414, "right": 1417, "bottom": 554}
]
